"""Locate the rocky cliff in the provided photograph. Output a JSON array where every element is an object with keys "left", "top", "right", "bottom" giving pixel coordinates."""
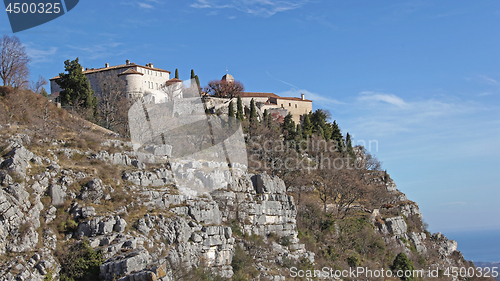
[{"left": 0, "top": 130, "right": 479, "bottom": 281}]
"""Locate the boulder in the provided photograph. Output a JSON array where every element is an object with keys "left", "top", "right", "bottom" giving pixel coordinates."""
[
  {"left": 0, "top": 146, "right": 35, "bottom": 176},
  {"left": 48, "top": 184, "right": 66, "bottom": 206}
]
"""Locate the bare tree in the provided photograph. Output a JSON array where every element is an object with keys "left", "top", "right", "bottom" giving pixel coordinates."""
[
  {"left": 0, "top": 35, "right": 30, "bottom": 88},
  {"left": 312, "top": 163, "right": 368, "bottom": 218},
  {"left": 204, "top": 80, "right": 244, "bottom": 98},
  {"left": 96, "top": 74, "right": 130, "bottom": 136},
  {"left": 31, "top": 75, "right": 48, "bottom": 94}
]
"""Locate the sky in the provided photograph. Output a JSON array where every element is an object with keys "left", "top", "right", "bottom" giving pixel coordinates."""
[{"left": 1, "top": 0, "right": 499, "bottom": 248}]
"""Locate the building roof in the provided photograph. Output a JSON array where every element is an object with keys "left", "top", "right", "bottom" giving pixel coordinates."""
[
  {"left": 276, "top": 96, "right": 313, "bottom": 102},
  {"left": 117, "top": 68, "right": 144, "bottom": 76},
  {"left": 50, "top": 62, "right": 171, "bottom": 80},
  {"left": 165, "top": 78, "right": 182, "bottom": 86},
  {"left": 237, "top": 92, "right": 280, "bottom": 98}
]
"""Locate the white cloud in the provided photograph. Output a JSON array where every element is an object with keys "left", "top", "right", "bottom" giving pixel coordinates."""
[
  {"left": 190, "top": 0, "right": 310, "bottom": 17},
  {"left": 139, "top": 3, "right": 153, "bottom": 9},
  {"left": 477, "top": 75, "right": 499, "bottom": 86},
  {"left": 66, "top": 41, "right": 125, "bottom": 60},
  {"left": 358, "top": 91, "right": 408, "bottom": 108},
  {"left": 277, "top": 88, "right": 345, "bottom": 110},
  {"left": 24, "top": 44, "right": 58, "bottom": 64}
]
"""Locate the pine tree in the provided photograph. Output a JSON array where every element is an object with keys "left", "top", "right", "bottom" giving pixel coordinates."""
[
  {"left": 175, "top": 69, "right": 179, "bottom": 79},
  {"left": 191, "top": 69, "right": 195, "bottom": 79},
  {"left": 263, "top": 109, "right": 268, "bottom": 125},
  {"left": 391, "top": 253, "right": 415, "bottom": 281},
  {"left": 250, "top": 98, "right": 257, "bottom": 120},
  {"left": 346, "top": 132, "right": 355, "bottom": 160},
  {"left": 282, "top": 113, "right": 296, "bottom": 140},
  {"left": 331, "top": 121, "right": 344, "bottom": 152},
  {"left": 302, "top": 113, "right": 313, "bottom": 138},
  {"left": 228, "top": 100, "right": 235, "bottom": 118},
  {"left": 295, "top": 124, "right": 302, "bottom": 140},
  {"left": 194, "top": 75, "right": 200, "bottom": 87},
  {"left": 56, "top": 58, "right": 97, "bottom": 113},
  {"left": 236, "top": 95, "right": 244, "bottom": 121}
]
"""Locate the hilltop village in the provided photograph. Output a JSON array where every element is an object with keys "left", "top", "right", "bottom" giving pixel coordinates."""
[{"left": 49, "top": 61, "right": 312, "bottom": 124}]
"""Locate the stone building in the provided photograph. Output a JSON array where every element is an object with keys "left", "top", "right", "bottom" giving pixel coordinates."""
[
  {"left": 223, "top": 74, "right": 313, "bottom": 124},
  {"left": 50, "top": 60, "right": 171, "bottom": 102}
]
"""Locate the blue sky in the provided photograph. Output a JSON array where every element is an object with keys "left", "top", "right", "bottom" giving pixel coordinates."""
[{"left": 1, "top": 1, "right": 499, "bottom": 236}]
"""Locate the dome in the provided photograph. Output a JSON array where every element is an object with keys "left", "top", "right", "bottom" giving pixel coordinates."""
[{"left": 221, "top": 73, "right": 234, "bottom": 83}]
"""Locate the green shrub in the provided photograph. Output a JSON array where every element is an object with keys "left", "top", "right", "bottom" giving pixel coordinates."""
[
  {"left": 280, "top": 235, "right": 291, "bottom": 247},
  {"left": 347, "top": 255, "right": 361, "bottom": 268},
  {"left": 229, "top": 219, "right": 243, "bottom": 237},
  {"left": 56, "top": 240, "right": 104, "bottom": 281},
  {"left": 391, "top": 252, "right": 415, "bottom": 281},
  {"left": 231, "top": 246, "right": 258, "bottom": 280}
]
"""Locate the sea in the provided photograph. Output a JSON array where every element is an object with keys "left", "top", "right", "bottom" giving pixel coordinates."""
[{"left": 445, "top": 229, "right": 500, "bottom": 263}]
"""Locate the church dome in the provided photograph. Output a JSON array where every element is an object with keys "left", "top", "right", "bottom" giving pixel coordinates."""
[{"left": 221, "top": 73, "right": 234, "bottom": 83}]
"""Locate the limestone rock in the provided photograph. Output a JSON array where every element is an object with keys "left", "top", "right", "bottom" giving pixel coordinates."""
[
  {"left": 385, "top": 216, "right": 407, "bottom": 236},
  {"left": 49, "top": 184, "right": 66, "bottom": 206},
  {"left": 0, "top": 146, "right": 35, "bottom": 176}
]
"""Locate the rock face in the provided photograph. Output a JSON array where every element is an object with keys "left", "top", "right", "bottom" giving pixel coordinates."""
[
  {"left": 0, "top": 135, "right": 468, "bottom": 281},
  {"left": 385, "top": 216, "right": 407, "bottom": 236}
]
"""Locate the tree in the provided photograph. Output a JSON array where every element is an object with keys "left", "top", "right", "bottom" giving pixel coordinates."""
[
  {"left": 391, "top": 252, "right": 415, "bottom": 281},
  {"left": 282, "top": 113, "right": 295, "bottom": 141},
  {"left": 56, "top": 58, "right": 97, "bottom": 114},
  {"left": 0, "top": 35, "right": 30, "bottom": 88},
  {"left": 295, "top": 124, "right": 302, "bottom": 140},
  {"left": 331, "top": 121, "right": 344, "bottom": 152},
  {"left": 236, "top": 96, "right": 244, "bottom": 121},
  {"left": 346, "top": 132, "right": 355, "bottom": 160},
  {"left": 312, "top": 165, "right": 366, "bottom": 218},
  {"left": 228, "top": 100, "right": 235, "bottom": 118},
  {"left": 96, "top": 74, "right": 130, "bottom": 135},
  {"left": 175, "top": 68, "right": 179, "bottom": 79},
  {"left": 190, "top": 69, "right": 200, "bottom": 88},
  {"left": 204, "top": 80, "right": 244, "bottom": 98},
  {"left": 249, "top": 98, "right": 257, "bottom": 120},
  {"left": 31, "top": 75, "right": 48, "bottom": 94},
  {"left": 302, "top": 113, "right": 313, "bottom": 138}
]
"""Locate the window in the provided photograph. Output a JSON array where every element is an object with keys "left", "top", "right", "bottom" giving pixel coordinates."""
[
  {"left": 289, "top": 103, "right": 291, "bottom": 107},
  {"left": 295, "top": 104, "right": 297, "bottom": 108},
  {"left": 281, "top": 104, "right": 283, "bottom": 108},
  {"left": 125, "top": 80, "right": 128, "bottom": 85},
  {"left": 156, "top": 83, "right": 158, "bottom": 90}
]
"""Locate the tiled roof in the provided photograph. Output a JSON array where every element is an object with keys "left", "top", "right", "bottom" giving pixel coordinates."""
[
  {"left": 165, "top": 78, "right": 182, "bottom": 86},
  {"left": 50, "top": 63, "right": 171, "bottom": 80},
  {"left": 276, "top": 97, "right": 312, "bottom": 102},
  {"left": 238, "top": 92, "right": 279, "bottom": 98},
  {"left": 117, "top": 68, "right": 144, "bottom": 76}
]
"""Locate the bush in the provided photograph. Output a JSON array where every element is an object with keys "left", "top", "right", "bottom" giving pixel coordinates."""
[
  {"left": 231, "top": 246, "right": 258, "bottom": 280},
  {"left": 56, "top": 240, "right": 104, "bottom": 281},
  {"left": 391, "top": 252, "right": 415, "bottom": 281},
  {"left": 280, "top": 235, "right": 291, "bottom": 247},
  {"left": 347, "top": 255, "right": 361, "bottom": 268}
]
